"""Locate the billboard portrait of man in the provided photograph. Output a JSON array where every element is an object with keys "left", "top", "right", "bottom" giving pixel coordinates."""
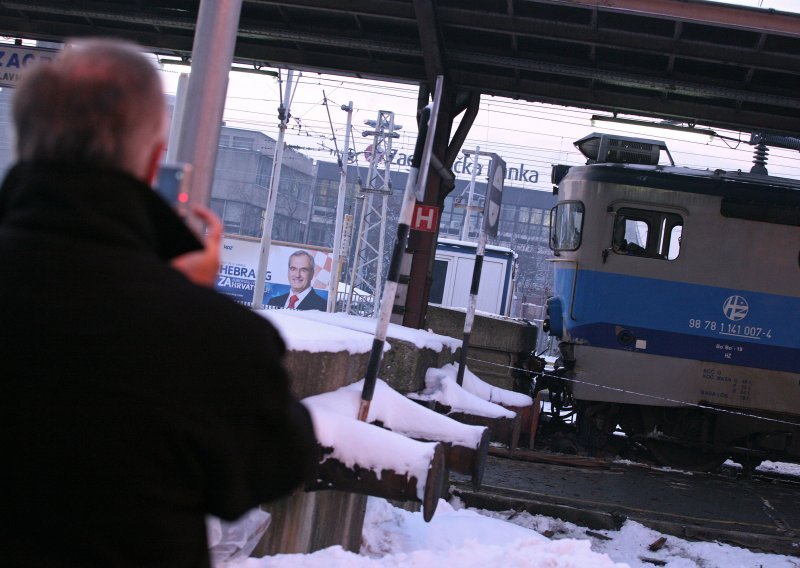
[{"left": 267, "top": 250, "right": 327, "bottom": 311}]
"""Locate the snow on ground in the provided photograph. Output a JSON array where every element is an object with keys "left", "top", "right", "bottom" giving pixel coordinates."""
[
  {"left": 729, "top": 459, "right": 800, "bottom": 478},
  {"left": 221, "top": 496, "right": 799, "bottom": 568}
]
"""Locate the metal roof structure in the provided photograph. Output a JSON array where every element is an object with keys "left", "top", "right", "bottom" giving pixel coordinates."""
[{"left": 1, "top": 0, "right": 800, "bottom": 136}]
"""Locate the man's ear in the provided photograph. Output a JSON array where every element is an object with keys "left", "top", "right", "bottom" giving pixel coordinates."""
[{"left": 145, "top": 140, "right": 166, "bottom": 186}]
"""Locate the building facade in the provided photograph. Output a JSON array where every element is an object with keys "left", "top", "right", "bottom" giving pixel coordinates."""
[
  {"left": 306, "top": 159, "right": 556, "bottom": 308},
  {"left": 209, "top": 126, "right": 315, "bottom": 244}
]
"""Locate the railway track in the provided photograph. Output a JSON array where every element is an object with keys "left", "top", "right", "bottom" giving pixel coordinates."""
[
  {"left": 495, "top": 443, "right": 800, "bottom": 485},
  {"left": 449, "top": 449, "right": 800, "bottom": 557}
]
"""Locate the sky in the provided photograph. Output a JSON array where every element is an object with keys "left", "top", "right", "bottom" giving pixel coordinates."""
[
  {"left": 158, "top": 65, "right": 800, "bottom": 196},
  {"left": 198, "top": 309, "right": 800, "bottom": 568}
]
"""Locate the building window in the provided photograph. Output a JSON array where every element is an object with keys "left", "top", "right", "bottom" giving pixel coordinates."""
[
  {"left": 308, "top": 223, "right": 331, "bottom": 247},
  {"left": 211, "top": 199, "right": 264, "bottom": 238},
  {"left": 256, "top": 156, "right": 273, "bottom": 187},
  {"left": 242, "top": 204, "right": 265, "bottom": 237},
  {"left": 314, "top": 179, "right": 339, "bottom": 210},
  {"left": 232, "top": 136, "right": 254, "bottom": 151},
  {"left": 221, "top": 201, "right": 244, "bottom": 234}
]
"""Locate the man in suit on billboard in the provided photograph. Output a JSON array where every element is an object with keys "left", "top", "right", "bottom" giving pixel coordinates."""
[{"left": 268, "top": 250, "right": 327, "bottom": 311}]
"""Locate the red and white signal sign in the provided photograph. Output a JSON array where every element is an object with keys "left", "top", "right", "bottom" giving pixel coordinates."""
[{"left": 411, "top": 204, "right": 439, "bottom": 232}]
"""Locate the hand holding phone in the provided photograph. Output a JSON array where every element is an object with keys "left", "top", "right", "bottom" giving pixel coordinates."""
[
  {"left": 154, "top": 163, "right": 192, "bottom": 216},
  {"left": 170, "top": 205, "right": 223, "bottom": 287}
]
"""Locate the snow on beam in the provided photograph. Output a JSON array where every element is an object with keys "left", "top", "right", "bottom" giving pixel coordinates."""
[
  {"left": 304, "top": 379, "right": 490, "bottom": 489},
  {"left": 409, "top": 364, "right": 534, "bottom": 450},
  {"left": 305, "top": 405, "right": 446, "bottom": 522}
]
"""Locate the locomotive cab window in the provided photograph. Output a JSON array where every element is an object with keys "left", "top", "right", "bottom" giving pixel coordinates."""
[
  {"left": 550, "top": 201, "right": 584, "bottom": 252},
  {"left": 612, "top": 208, "right": 682, "bottom": 260}
]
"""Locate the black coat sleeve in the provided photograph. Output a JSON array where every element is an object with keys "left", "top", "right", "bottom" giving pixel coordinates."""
[{"left": 196, "top": 310, "right": 319, "bottom": 520}]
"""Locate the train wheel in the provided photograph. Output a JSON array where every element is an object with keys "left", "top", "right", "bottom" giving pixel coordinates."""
[
  {"left": 576, "top": 402, "right": 618, "bottom": 456},
  {"left": 647, "top": 440, "right": 727, "bottom": 472},
  {"left": 639, "top": 407, "right": 727, "bottom": 472}
]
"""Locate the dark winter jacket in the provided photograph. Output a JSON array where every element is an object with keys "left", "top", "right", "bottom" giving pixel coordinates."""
[{"left": 0, "top": 162, "right": 318, "bottom": 568}]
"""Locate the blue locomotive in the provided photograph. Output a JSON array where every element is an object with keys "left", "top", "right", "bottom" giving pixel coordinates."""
[{"left": 542, "top": 133, "right": 800, "bottom": 470}]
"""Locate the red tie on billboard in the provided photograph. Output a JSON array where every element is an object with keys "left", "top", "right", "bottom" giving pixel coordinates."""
[{"left": 288, "top": 294, "right": 299, "bottom": 309}]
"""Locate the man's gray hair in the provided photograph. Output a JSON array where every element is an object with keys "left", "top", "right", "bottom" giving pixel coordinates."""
[
  {"left": 12, "top": 38, "right": 165, "bottom": 175},
  {"left": 289, "top": 250, "right": 315, "bottom": 273}
]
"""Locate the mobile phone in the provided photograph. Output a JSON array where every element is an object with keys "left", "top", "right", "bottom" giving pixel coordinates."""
[{"left": 154, "top": 162, "right": 192, "bottom": 216}]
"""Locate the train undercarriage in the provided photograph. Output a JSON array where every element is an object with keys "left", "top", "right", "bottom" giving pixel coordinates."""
[{"left": 524, "top": 358, "right": 800, "bottom": 472}]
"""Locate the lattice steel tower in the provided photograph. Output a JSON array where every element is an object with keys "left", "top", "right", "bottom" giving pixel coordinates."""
[{"left": 345, "top": 110, "right": 400, "bottom": 316}]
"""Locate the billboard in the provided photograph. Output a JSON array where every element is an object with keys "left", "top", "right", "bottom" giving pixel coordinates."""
[
  {"left": 216, "top": 235, "right": 333, "bottom": 309},
  {"left": 0, "top": 45, "right": 58, "bottom": 88}
]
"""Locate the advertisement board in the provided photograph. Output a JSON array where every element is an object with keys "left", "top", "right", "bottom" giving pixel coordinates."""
[
  {"left": 0, "top": 45, "right": 58, "bottom": 88},
  {"left": 216, "top": 235, "right": 333, "bottom": 309}
]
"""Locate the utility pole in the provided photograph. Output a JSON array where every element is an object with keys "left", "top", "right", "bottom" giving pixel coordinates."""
[
  {"left": 456, "top": 152, "right": 505, "bottom": 386},
  {"left": 345, "top": 110, "right": 401, "bottom": 316},
  {"left": 252, "top": 69, "right": 296, "bottom": 310},
  {"left": 327, "top": 102, "right": 354, "bottom": 312},
  {"left": 459, "top": 147, "right": 482, "bottom": 241},
  {"left": 174, "top": 0, "right": 243, "bottom": 234},
  {"left": 357, "top": 76, "right": 444, "bottom": 422}
]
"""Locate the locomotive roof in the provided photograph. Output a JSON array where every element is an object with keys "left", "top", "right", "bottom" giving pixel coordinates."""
[{"left": 566, "top": 162, "right": 800, "bottom": 205}]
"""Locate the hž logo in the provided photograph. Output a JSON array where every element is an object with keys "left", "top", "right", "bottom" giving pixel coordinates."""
[{"left": 723, "top": 295, "right": 749, "bottom": 321}]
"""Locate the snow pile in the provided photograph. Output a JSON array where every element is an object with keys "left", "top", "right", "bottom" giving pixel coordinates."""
[
  {"left": 304, "top": 379, "right": 486, "bottom": 449},
  {"left": 260, "top": 310, "right": 381, "bottom": 354},
  {"left": 443, "top": 362, "right": 532, "bottom": 408},
  {"left": 724, "top": 459, "right": 800, "bottom": 477},
  {"left": 408, "top": 366, "right": 516, "bottom": 419},
  {"left": 284, "top": 310, "right": 462, "bottom": 353}
]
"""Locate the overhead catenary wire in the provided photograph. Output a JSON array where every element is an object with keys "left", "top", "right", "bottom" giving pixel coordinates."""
[{"left": 166, "top": 64, "right": 800, "bottom": 183}]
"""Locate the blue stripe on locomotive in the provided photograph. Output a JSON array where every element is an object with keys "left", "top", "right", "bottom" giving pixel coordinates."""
[{"left": 553, "top": 268, "right": 800, "bottom": 374}]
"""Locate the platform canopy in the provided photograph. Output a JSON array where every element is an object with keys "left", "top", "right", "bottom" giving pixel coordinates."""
[{"left": 1, "top": 0, "right": 799, "bottom": 136}]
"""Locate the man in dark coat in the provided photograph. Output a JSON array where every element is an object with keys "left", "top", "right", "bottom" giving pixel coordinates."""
[
  {"left": 267, "top": 250, "right": 328, "bottom": 311},
  {"left": 0, "top": 39, "right": 318, "bottom": 567}
]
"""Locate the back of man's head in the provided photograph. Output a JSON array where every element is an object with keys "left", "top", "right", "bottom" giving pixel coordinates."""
[{"left": 12, "top": 38, "right": 166, "bottom": 181}]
